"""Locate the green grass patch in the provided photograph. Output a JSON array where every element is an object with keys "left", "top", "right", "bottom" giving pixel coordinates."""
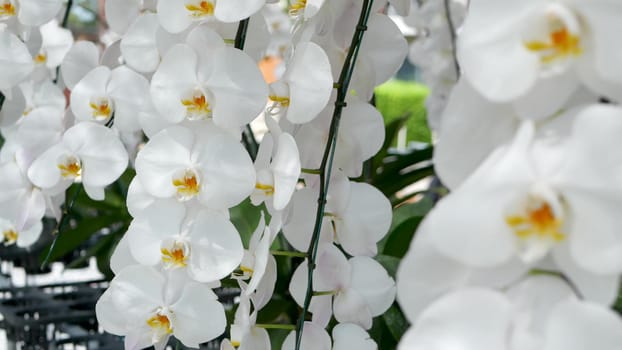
[{"left": 375, "top": 80, "right": 431, "bottom": 144}]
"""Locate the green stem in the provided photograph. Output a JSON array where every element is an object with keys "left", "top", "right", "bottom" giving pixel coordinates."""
[
  {"left": 41, "top": 185, "right": 82, "bottom": 269},
  {"left": 256, "top": 324, "right": 296, "bottom": 330},
  {"left": 443, "top": 0, "right": 460, "bottom": 77},
  {"left": 233, "top": 18, "right": 259, "bottom": 159},
  {"left": 294, "top": 1, "right": 375, "bottom": 349},
  {"left": 54, "top": 0, "right": 73, "bottom": 85},
  {"left": 62, "top": 0, "right": 73, "bottom": 28},
  {"left": 312, "top": 290, "right": 337, "bottom": 297},
  {"left": 270, "top": 250, "right": 307, "bottom": 258},
  {"left": 301, "top": 168, "right": 321, "bottom": 175}
]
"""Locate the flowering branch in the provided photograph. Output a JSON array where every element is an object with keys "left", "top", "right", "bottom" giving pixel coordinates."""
[
  {"left": 294, "top": 1, "right": 375, "bottom": 348},
  {"left": 443, "top": 0, "right": 460, "bottom": 77},
  {"left": 234, "top": 17, "right": 260, "bottom": 159}
]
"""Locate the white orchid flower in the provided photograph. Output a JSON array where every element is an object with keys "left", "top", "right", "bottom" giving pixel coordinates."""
[
  {"left": 28, "top": 121, "right": 129, "bottom": 200},
  {"left": 150, "top": 33, "right": 268, "bottom": 131},
  {"left": 220, "top": 294, "right": 271, "bottom": 350},
  {"left": 251, "top": 116, "right": 301, "bottom": 213},
  {"left": 283, "top": 173, "right": 391, "bottom": 257},
  {"left": 96, "top": 265, "right": 226, "bottom": 349},
  {"left": 157, "top": 0, "right": 266, "bottom": 34},
  {"left": 267, "top": 41, "right": 333, "bottom": 124},
  {"left": 397, "top": 215, "right": 622, "bottom": 325},
  {"left": 135, "top": 123, "right": 255, "bottom": 210},
  {"left": 70, "top": 65, "right": 150, "bottom": 133},
  {"left": 0, "top": 0, "right": 62, "bottom": 27},
  {"left": 125, "top": 199, "right": 243, "bottom": 283},
  {"left": 428, "top": 105, "right": 622, "bottom": 278},
  {"left": 399, "top": 275, "right": 622, "bottom": 350},
  {"left": 30, "top": 19, "right": 72, "bottom": 81},
  {"left": 289, "top": 244, "right": 396, "bottom": 329},
  {"left": 459, "top": 0, "right": 622, "bottom": 108}
]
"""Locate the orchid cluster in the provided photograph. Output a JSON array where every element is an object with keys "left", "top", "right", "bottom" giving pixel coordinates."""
[
  {"left": 0, "top": 0, "right": 412, "bottom": 349},
  {"left": 397, "top": 0, "right": 622, "bottom": 349}
]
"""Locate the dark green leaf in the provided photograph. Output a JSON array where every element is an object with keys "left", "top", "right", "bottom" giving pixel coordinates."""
[
  {"left": 375, "top": 254, "right": 401, "bottom": 278},
  {"left": 383, "top": 216, "right": 423, "bottom": 258},
  {"left": 40, "top": 215, "right": 121, "bottom": 263},
  {"left": 229, "top": 198, "right": 262, "bottom": 248},
  {"left": 383, "top": 303, "right": 410, "bottom": 342}
]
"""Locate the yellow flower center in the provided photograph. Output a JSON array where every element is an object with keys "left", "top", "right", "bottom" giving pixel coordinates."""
[
  {"left": 89, "top": 98, "right": 113, "bottom": 121},
  {"left": 161, "top": 243, "right": 188, "bottom": 268},
  {"left": 146, "top": 313, "right": 173, "bottom": 335},
  {"left": 34, "top": 53, "right": 47, "bottom": 64},
  {"left": 289, "top": 0, "right": 307, "bottom": 15},
  {"left": 181, "top": 92, "right": 212, "bottom": 120},
  {"left": 268, "top": 95, "right": 290, "bottom": 107},
  {"left": 524, "top": 18, "right": 582, "bottom": 64},
  {"left": 255, "top": 182, "right": 275, "bottom": 196},
  {"left": 172, "top": 170, "right": 200, "bottom": 200},
  {"left": 185, "top": 1, "right": 214, "bottom": 17},
  {"left": 0, "top": 3, "right": 15, "bottom": 17},
  {"left": 58, "top": 157, "right": 82, "bottom": 179},
  {"left": 506, "top": 202, "right": 565, "bottom": 242},
  {"left": 3, "top": 229, "right": 18, "bottom": 245}
]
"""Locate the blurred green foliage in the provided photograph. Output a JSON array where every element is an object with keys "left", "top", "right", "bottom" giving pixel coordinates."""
[{"left": 374, "top": 79, "right": 431, "bottom": 144}]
